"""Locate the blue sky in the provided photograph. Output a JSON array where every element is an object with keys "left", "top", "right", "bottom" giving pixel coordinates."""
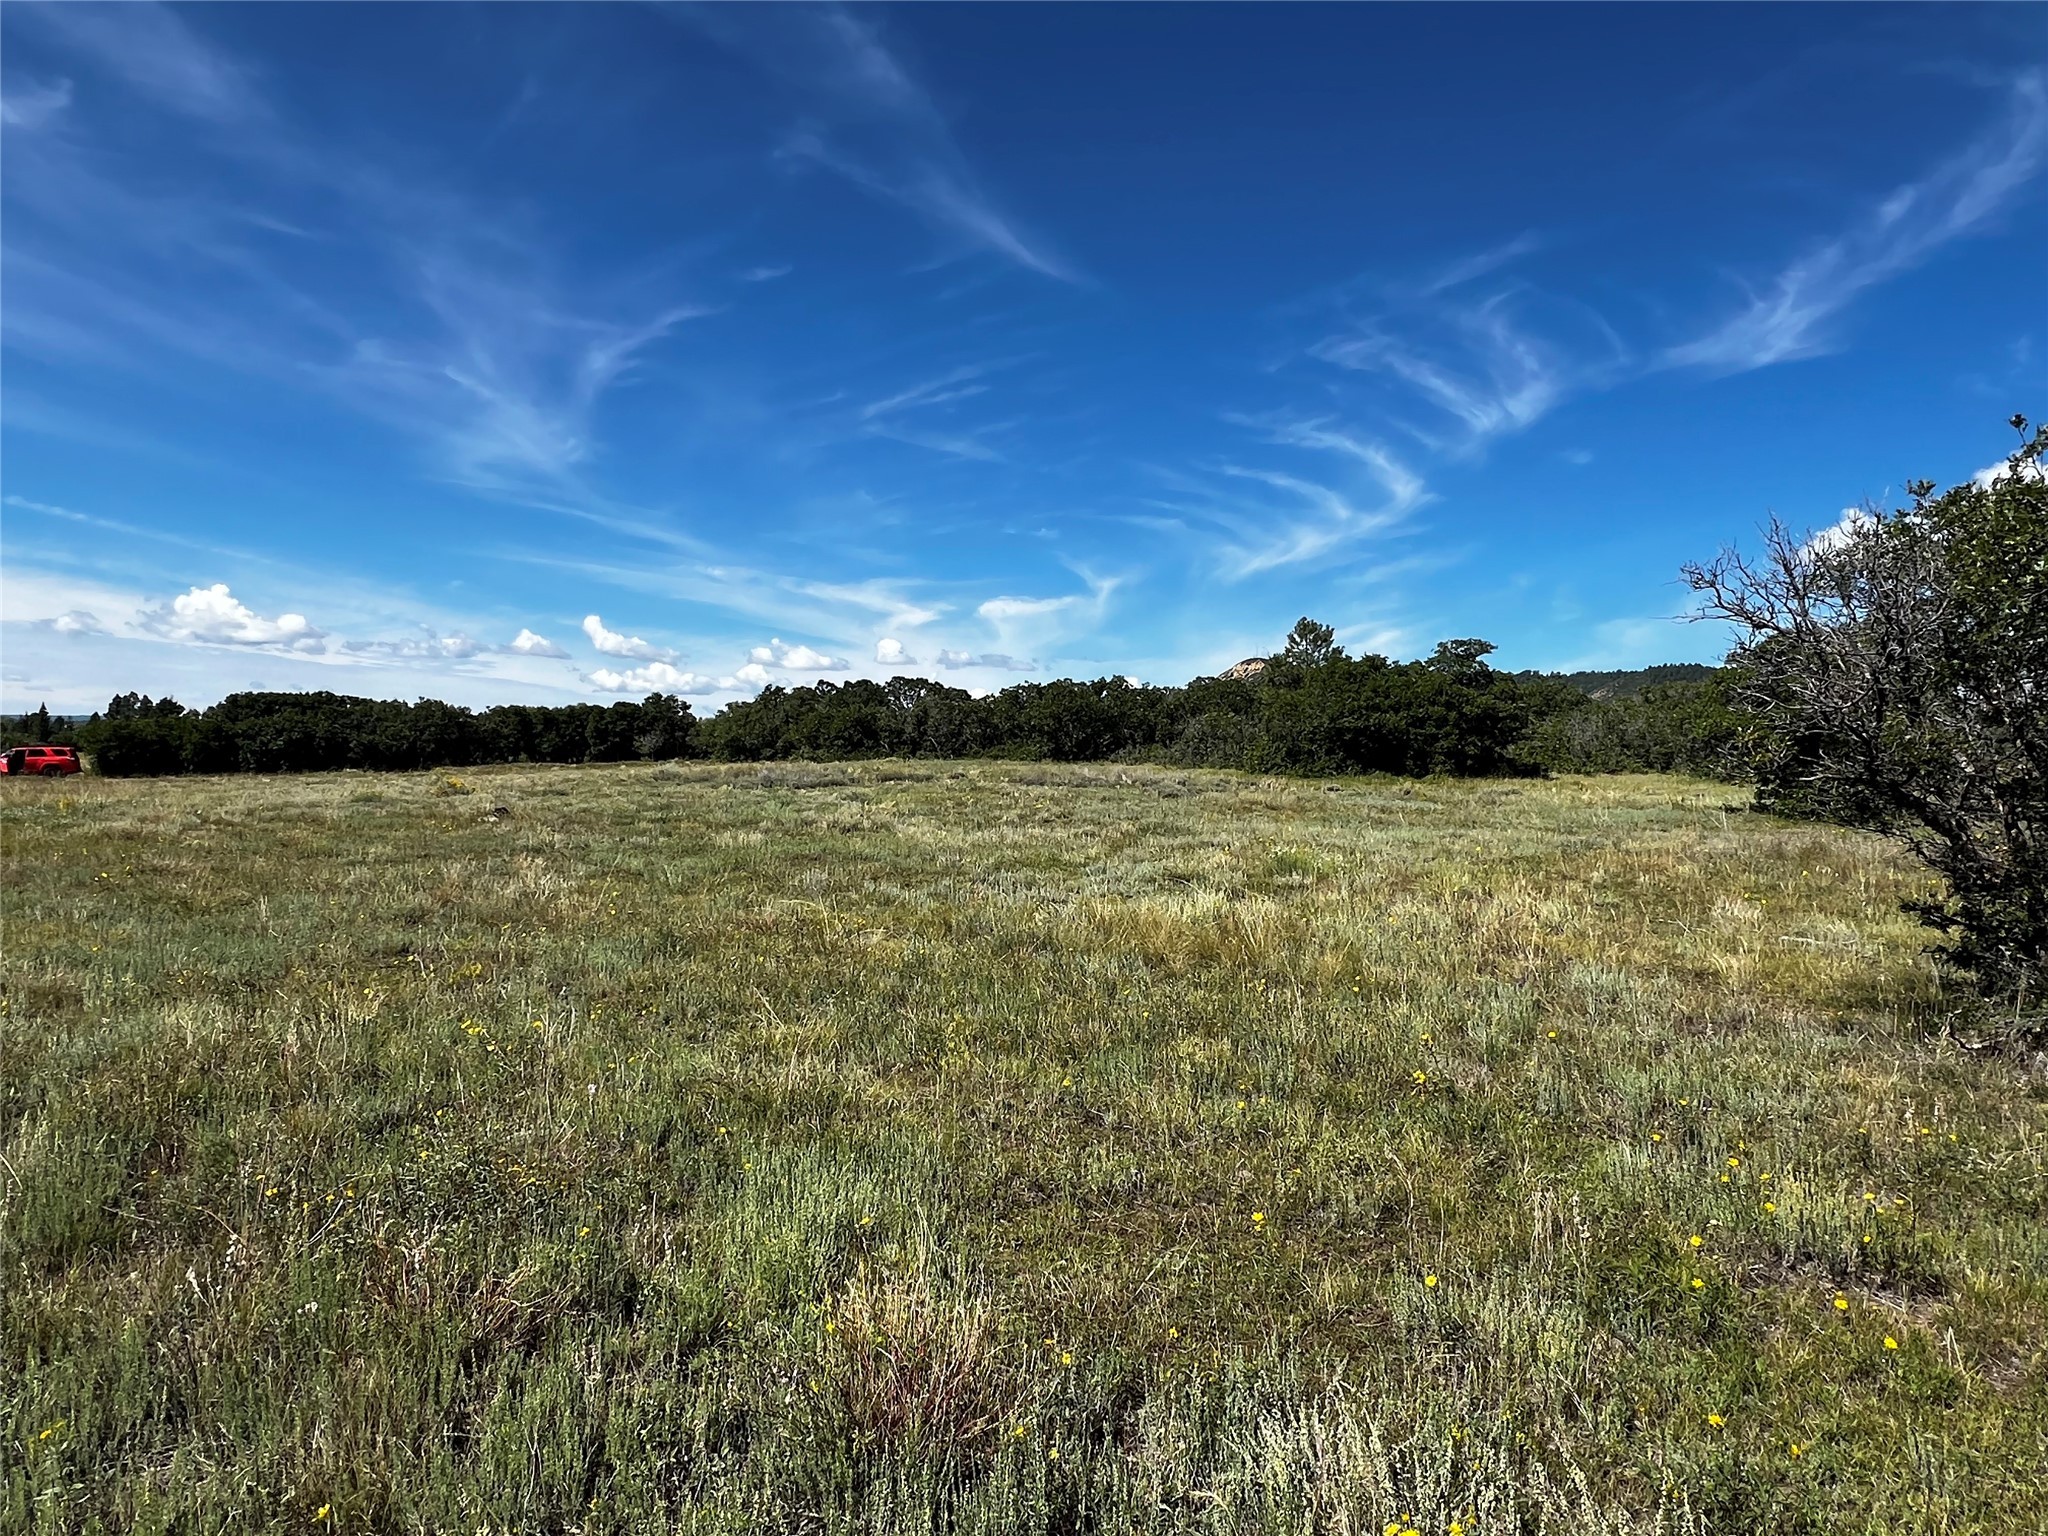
[{"left": 3, "top": 2, "right": 2043, "bottom": 713}]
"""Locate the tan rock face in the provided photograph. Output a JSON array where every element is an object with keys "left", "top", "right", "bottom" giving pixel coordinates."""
[{"left": 1216, "top": 657, "right": 1269, "bottom": 682}]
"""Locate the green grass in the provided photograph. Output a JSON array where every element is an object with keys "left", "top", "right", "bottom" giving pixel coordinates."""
[{"left": 2, "top": 762, "right": 2043, "bottom": 1534}]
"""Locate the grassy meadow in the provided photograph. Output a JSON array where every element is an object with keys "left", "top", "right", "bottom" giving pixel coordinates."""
[{"left": 2, "top": 761, "right": 2043, "bottom": 1534}]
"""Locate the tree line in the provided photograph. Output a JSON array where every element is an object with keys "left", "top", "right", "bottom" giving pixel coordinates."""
[{"left": 4, "top": 630, "right": 1741, "bottom": 782}]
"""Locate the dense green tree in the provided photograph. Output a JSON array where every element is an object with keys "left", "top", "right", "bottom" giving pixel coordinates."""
[
  {"left": 1687, "top": 416, "right": 2048, "bottom": 1018},
  {"left": 1519, "top": 680, "right": 1743, "bottom": 777}
]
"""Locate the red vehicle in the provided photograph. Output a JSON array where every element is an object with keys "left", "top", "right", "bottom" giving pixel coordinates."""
[{"left": 2, "top": 745, "right": 82, "bottom": 777}]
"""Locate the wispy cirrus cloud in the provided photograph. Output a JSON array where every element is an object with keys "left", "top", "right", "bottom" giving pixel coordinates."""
[
  {"left": 683, "top": 5, "right": 1078, "bottom": 282},
  {"left": 855, "top": 360, "right": 1015, "bottom": 460},
  {"left": 342, "top": 631, "right": 482, "bottom": 661},
  {"left": 1284, "top": 72, "right": 2044, "bottom": 485},
  {"left": 0, "top": 74, "right": 72, "bottom": 129},
  {"left": 975, "top": 570, "right": 1122, "bottom": 661},
  {"left": 1418, "top": 231, "right": 1545, "bottom": 296},
  {"left": 934, "top": 648, "right": 1030, "bottom": 672},
  {"left": 1666, "top": 71, "right": 2048, "bottom": 374},
  {"left": 860, "top": 363, "right": 993, "bottom": 420},
  {"left": 1214, "top": 464, "right": 1422, "bottom": 578},
  {"left": 515, "top": 551, "right": 945, "bottom": 656},
  {"left": 3, "top": 6, "right": 712, "bottom": 554},
  {"left": 332, "top": 256, "right": 712, "bottom": 501},
  {"left": 788, "top": 577, "right": 947, "bottom": 631},
  {"left": 14, "top": 1, "right": 263, "bottom": 123},
  {"left": 863, "top": 423, "right": 1009, "bottom": 463},
  {"left": 1152, "top": 416, "right": 1431, "bottom": 580},
  {"left": 1310, "top": 288, "right": 1623, "bottom": 454}
]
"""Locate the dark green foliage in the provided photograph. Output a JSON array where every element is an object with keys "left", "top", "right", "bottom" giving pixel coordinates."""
[
  {"left": 1519, "top": 678, "right": 1747, "bottom": 778},
  {"left": 697, "top": 627, "right": 1539, "bottom": 778},
  {"left": 1688, "top": 416, "right": 2048, "bottom": 1015},
  {"left": 1226, "top": 638, "right": 1535, "bottom": 777},
  {"left": 0, "top": 703, "right": 78, "bottom": 749},
  {"left": 77, "top": 692, "right": 700, "bottom": 776},
  {"left": 1515, "top": 663, "right": 1719, "bottom": 701}
]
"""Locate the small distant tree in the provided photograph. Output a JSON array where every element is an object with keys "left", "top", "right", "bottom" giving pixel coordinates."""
[
  {"left": 1686, "top": 416, "right": 2047, "bottom": 1028},
  {"left": 1280, "top": 617, "right": 1341, "bottom": 668}
]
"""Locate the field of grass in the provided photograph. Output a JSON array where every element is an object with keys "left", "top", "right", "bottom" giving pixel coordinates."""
[{"left": 3, "top": 761, "right": 2043, "bottom": 1534}]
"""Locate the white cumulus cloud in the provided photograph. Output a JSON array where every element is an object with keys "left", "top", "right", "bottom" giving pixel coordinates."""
[
  {"left": 875, "top": 636, "right": 915, "bottom": 666},
  {"left": 1973, "top": 455, "right": 2045, "bottom": 488},
  {"left": 582, "top": 614, "right": 675, "bottom": 662},
  {"left": 150, "top": 584, "right": 324, "bottom": 650},
  {"left": 509, "top": 628, "right": 569, "bottom": 658},
  {"left": 749, "top": 637, "right": 849, "bottom": 671},
  {"left": 50, "top": 610, "right": 103, "bottom": 636},
  {"left": 586, "top": 661, "right": 711, "bottom": 694},
  {"left": 1806, "top": 506, "right": 1874, "bottom": 555}
]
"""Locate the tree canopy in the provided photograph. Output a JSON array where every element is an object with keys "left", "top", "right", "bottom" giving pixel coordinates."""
[{"left": 1688, "top": 415, "right": 2048, "bottom": 1018}]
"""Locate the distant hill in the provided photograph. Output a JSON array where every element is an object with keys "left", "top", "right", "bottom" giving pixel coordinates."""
[{"left": 1513, "top": 663, "right": 1720, "bottom": 700}]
